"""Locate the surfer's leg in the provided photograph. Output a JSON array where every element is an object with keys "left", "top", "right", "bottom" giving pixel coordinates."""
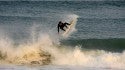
[
  {"left": 67, "top": 23, "right": 70, "bottom": 25},
  {"left": 61, "top": 28, "right": 65, "bottom": 31},
  {"left": 65, "top": 25, "right": 68, "bottom": 28},
  {"left": 66, "top": 23, "right": 70, "bottom": 25},
  {"left": 60, "top": 25, "right": 65, "bottom": 31}
]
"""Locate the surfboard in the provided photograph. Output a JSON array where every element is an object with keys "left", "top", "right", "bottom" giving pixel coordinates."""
[{"left": 62, "top": 19, "right": 77, "bottom": 37}]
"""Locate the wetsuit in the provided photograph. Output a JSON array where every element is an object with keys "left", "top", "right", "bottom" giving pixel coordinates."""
[{"left": 58, "top": 21, "right": 70, "bottom": 33}]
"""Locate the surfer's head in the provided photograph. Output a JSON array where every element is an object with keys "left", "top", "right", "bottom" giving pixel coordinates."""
[
  {"left": 59, "top": 21, "right": 62, "bottom": 23},
  {"left": 59, "top": 21, "right": 63, "bottom": 25}
]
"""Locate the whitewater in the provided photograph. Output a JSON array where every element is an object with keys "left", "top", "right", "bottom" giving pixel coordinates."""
[
  {"left": 0, "top": 14, "right": 124, "bottom": 70},
  {"left": 0, "top": 1, "right": 125, "bottom": 70}
]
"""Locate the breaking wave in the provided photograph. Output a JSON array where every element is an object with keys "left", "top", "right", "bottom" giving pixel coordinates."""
[{"left": 0, "top": 14, "right": 125, "bottom": 69}]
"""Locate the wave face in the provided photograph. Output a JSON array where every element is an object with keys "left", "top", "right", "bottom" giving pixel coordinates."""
[
  {"left": 0, "top": 1, "right": 125, "bottom": 69},
  {"left": 61, "top": 39, "right": 125, "bottom": 52}
]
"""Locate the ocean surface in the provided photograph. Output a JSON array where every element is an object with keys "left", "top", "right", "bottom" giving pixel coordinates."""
[{"left": 0, "top": 1, "right": 125, "bottom": 70}]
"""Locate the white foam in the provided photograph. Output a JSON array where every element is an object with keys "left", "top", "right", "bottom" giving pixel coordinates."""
[
  {"left": 60, "top": 14, "right": 79, "bottom": 38},
  {"left": 0, "top": 14, "right": 125, "bottom": 69}
]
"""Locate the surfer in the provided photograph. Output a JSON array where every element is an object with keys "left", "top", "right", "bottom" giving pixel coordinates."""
[{"left": 58, "top": 21, "right": 70, "bottom": 34}]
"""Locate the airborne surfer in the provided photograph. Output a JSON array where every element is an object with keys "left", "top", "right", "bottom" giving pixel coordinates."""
[{"left": 57, "top": 21, "right": 70, "bottom": 34}]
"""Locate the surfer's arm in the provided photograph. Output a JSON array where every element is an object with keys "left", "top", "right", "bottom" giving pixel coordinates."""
[
  {"left": 64, "top": 25, "right": 68, "bottom": 28},
  {"left": 57, "top": 25, "right": 60, "bottom": 34},
  {"left": 65, "top": 22, "right": 70, "bottom": 25}
]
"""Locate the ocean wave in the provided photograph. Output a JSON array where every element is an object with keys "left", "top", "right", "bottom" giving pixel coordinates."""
[
  {"left": 0, "top": 13, "right": 124, "bottom": 69},
  {"left": 61, "top": 38, "right": 125, "bottom": 52},
  {"left": 0, "top": 36, "right": 125, "bottom": 69}
]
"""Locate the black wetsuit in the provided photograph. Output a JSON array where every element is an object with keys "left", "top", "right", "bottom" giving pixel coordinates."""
[{"left": 58, "top": 21, "right": 70, "bottom": 33}]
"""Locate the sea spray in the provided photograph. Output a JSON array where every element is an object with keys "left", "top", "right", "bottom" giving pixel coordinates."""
[
  {"left": 0, "top": 14, "right": 124, "bottom": 69},
  {"left": 60, "top": 14, "right": 79, "bottom": 38},
  {"left": 0, "top": 33, "right": 125, "bottom": 69},
  {"left": 0, "top": 34, "right": 51, "bottom": 64},
  {"left": 52, "top": 46, "right": 125, "bottom": 69}
]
